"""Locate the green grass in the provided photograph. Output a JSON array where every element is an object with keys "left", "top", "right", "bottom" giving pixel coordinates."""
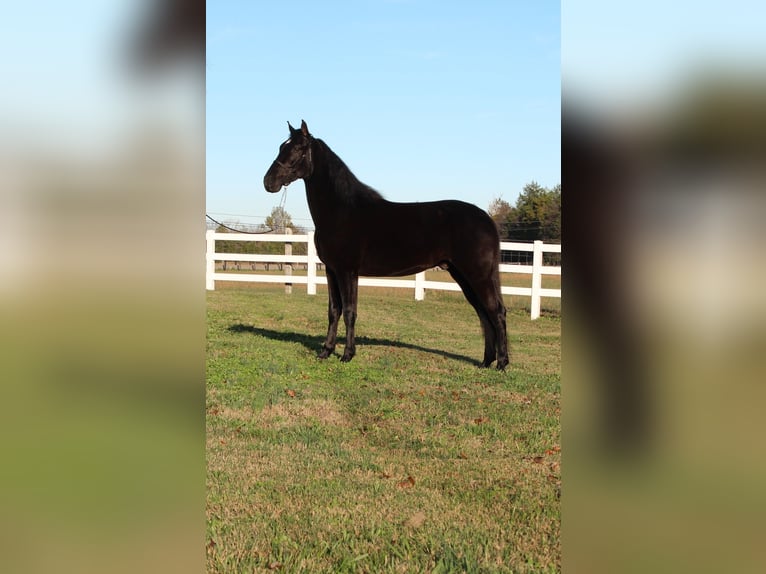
[
  {"left": 207, "top": 285, "right": 560, "bottom": 573},
  {"left": 214, "top": 268, "right": 561, "bottom": 316}
]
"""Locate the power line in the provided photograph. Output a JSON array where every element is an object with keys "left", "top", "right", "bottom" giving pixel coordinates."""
[{"left": 207, "top": 211, "right": 314, "bottom": 223}]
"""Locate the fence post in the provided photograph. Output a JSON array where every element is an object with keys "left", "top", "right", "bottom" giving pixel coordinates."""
[
  {"left": 206, "top": 229, "right": 216, "bottom": 291},
  {"left": 307, "top": 231, "right": 317, "bottom": 295},
  {"left": 284, "top": 228, "right": 293, "bottom": 294},
  {"left": 530, "top": 240, "right": 543, "bottom": 320},
  {"left": 414, "top": 271, "right": 425, "bottom": 300}
]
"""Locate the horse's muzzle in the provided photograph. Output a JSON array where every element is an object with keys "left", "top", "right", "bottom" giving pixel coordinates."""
[{"left": 263, "top": 171, "right": 282, "bottom": 193}]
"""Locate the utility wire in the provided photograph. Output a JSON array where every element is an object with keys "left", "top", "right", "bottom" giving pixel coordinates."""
[{"left": 206, "top": 214, "right": 273, "bottom": 234}]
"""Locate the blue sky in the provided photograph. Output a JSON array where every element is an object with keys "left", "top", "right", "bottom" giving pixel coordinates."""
[
  {"left": 0, "top": 1, "right": 199, "bottom": 157},
  {"left": 562, "top": 1, "right": 766, "bottom": 111},
  {"left": 206, "top": 0, "right": 560, "bottom": 228}
]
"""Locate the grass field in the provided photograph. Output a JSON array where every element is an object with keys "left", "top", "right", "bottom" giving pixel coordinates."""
[
  {"left": 206, "top": 284, "right": 561, "bottom": 573},
  {"left": 212, "top": 269, "right": 562, "bottom": 317}
]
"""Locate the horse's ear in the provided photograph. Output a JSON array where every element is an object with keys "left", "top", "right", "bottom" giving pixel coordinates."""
[
  {"left": 287, "top": 121, "right": 297, "bottom": 135},
  {"left": 300, "top": 120, "right": 310, "bottom": 137}
]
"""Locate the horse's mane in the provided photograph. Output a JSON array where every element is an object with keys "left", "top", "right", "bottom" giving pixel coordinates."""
[{"left": 314, "top": 138, "right": 385, "bottom": 203}]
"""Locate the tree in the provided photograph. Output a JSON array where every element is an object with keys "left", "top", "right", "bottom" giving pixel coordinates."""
[
  {"left": 543, "top": 184, "right": 561, "bottom": 243},
  {"left": 488, "top": 195, "right": 514, "bottom": 231},
  {"left": 496, "top": 181, "right": 561, "bottom": 243},
  {"left": 265, "top": 206, "right": 294, "bottom": 233},
  {"left": 259, "top": 207, "right": 307, "bottom": 258}
]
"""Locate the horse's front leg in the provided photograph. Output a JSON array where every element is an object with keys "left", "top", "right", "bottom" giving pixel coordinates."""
[
  {"left": 318, "top": 269, "right": 342, "bottom": 359},
  {"left": 337, "top": 271, "right": 359, "bottom": 363}
]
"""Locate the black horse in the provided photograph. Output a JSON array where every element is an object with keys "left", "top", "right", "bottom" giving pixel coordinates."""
[{"left": 263, "top": 121, "right": 508, "bottom": 369}]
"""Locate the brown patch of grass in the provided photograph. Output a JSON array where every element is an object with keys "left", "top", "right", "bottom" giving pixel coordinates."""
[{"left": 258, "top": 398, "right": 349, "bottom": 429}]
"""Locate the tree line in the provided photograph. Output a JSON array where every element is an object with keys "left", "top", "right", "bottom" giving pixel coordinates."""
[
  {"left": 488, "top": 181, "right": 560, "bottom": 264},
  {"left": 488, "top": 181, "right": 561, "bottom": 244}
]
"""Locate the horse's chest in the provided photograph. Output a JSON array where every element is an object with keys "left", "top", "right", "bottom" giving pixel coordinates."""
[
  {"left": 314, "top": 230, "right": 336, "bottom": 264},
  {"left": 314, "top": 228, "right": 361, "bottom": 268}
]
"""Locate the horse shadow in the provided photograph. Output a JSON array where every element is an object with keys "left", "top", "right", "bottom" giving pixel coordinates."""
[{"left": 227, "top": 324, "right": 479, "bottom": 366}]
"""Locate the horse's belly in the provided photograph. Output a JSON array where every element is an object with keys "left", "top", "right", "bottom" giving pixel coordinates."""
[
  {"left": 316, "top": 226, "right": 448, "bottom": 276},
  {"left": 358, "top": 261, "right": 433, "bottom": 277},
  {"left": 359, "top": 245, "right": 443, "bottom": 276}
]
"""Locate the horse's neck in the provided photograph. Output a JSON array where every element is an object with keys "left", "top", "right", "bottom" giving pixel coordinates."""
[
  {"left": 304, "top": 141, "right": 355, "bottom": 225},
  {"left": 304, "top": 178, "right": 331, "bottom": 225}
]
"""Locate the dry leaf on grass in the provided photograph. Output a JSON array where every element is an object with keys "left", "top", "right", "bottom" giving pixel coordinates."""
[
  {"left": 206, "top": 539, "right": 216, "bottom": 555},
  {"left": 397, "top": 475, "right": 415, "bottom": 489}
]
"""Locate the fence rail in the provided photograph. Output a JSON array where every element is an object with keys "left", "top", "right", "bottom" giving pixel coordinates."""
[{"left": 206, "top": 230, "right": 561, "bottom": 319}]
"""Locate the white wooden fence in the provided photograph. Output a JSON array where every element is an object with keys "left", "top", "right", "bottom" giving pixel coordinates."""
[{"left": 205, "top": 230, "right": 561, "bottom": 319}]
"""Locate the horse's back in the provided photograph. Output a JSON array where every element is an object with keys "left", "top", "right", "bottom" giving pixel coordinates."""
[
  {"left": 375, "top": 198, "right": 495, "bottom": 234},
  {"left": 429, "top": 199, "right": 498, "bottom": 234},
  {"left": 416, "top": 199, "right": 500, "bottom": 252},
  {"left": 352, "top": 198, "right": 498, "bottom": 275}
]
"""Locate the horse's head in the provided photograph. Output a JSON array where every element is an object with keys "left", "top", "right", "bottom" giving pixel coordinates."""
[{"left": 263, "top": 120, "right": 314, "bottom": 192}]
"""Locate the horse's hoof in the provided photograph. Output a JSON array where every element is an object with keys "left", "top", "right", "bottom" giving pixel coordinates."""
[
  {"left": 340, "top": 352, "right": 355, "bottom": 363},
  {"left": 317, "top": 348, "right": 332, "bottom": 360},
  {"left": 496, "top": 359, "right": 509, "bottom": 371}
]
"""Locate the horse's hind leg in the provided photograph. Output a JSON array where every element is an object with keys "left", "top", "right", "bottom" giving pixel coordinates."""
[
  {"left": 479, "top": 319, "right": 498, "bottom": 368},
  {"left": 492, "top": 280, "right": 509, "bottom": 370},
  {"left": 475, "top": 281, "right": 509, "bottom": 370},
  {"left": 450, "top": 266, "right": 509, "bottom": 370},
  {"left": 319, "top": 268, "right": 342, "bottom": 359},
  {"left": 477, "top": 271, "right": 509, "bottom": 370},
  {"left": 448, "top": 268, "right": 496, "bottom": 368}
]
